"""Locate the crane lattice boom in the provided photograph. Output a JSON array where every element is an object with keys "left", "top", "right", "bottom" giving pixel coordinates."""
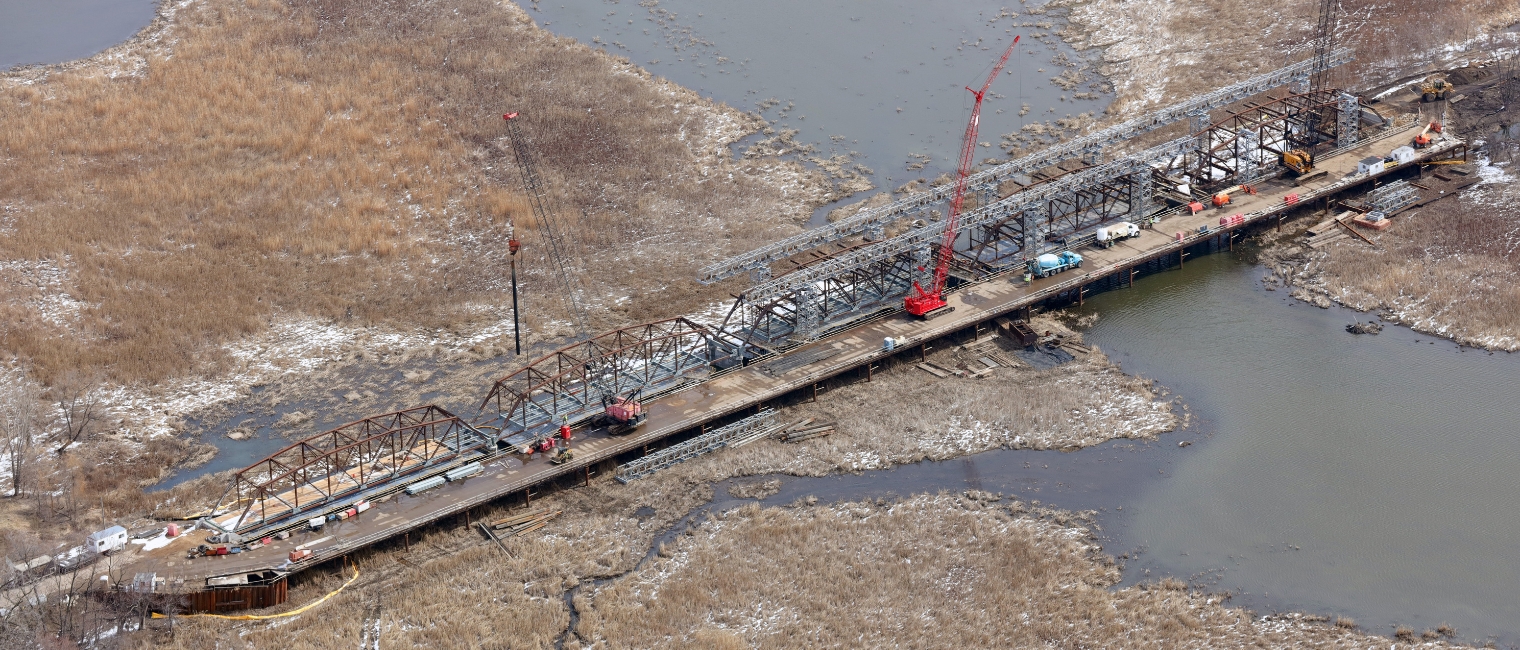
[
  {"left": 502, "top": 112, "right": 593, "bottom": 338},
  {"left": 905, "top": 35, "right": 1019, "bottom": 317}
]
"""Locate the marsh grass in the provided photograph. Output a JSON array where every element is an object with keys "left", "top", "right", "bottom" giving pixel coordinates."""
[
  {"left": 1272, "top": 184, "right": 1520, "bottom": 349},
  {"left": 571, "top": 494, "right": 1468, "bottom": 649},
  {"left": 1067, "top": 0, "right": 1520, "bottom": 115},
  {"left": 0, "top": 0, "right": 821, "bottom": 386}
]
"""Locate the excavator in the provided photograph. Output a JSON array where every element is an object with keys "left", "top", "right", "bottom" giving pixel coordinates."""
[
  {"left": 1281, "top": 149, "right": 1315, "bottom": 176},
  {"left": 591, "top": 388, "right": 646, "bottom": 435}
]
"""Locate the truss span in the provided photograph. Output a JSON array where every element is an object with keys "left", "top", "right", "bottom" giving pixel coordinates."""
[
  {"left": 1164, "top": 89, "right": 1370, "bottom": 192},
  {"left": 209, "top": 405, "right": 490, "bottom": 535},
  {"left": 479, "top": 317, "right": 733, "bottom": 445},
  {"left": 696, "top": 48, "right": 1353, "bottom": 284}
]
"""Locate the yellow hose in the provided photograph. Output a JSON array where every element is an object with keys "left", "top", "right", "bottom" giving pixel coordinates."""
[{"left": 151, "top": 566, "right": 359, "bottom": 620}]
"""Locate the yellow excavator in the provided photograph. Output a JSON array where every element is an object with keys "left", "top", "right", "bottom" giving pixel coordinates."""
[{"left": 1281, "top": 149, "right": 1314, "bottom": 175}]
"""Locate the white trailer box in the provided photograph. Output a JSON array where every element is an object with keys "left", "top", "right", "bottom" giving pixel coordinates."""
[
  {"left": 87, "top": 526, "right": 128, "bottom": 555},
  {"left": 1389, "top": 146, "right": 1417, "bottom": 165},
  {"left": 1357, "top": 156, "right": 1385, "bottom": 175}
]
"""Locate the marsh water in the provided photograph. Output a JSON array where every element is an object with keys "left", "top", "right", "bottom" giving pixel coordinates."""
[
  {"left": 20, "top": 0, "right": 1520, "bottom": 642},
  {"left": 684, "top": 252, "right": 1520, "bottom": 643},
  {"left": 0, "top": 0, "right": 158, "bottom": 69},
  {"left": 524, "top": 5, "right": 1520, "bottom": 637},
  {"left": 530, "top": 0, "right": 1111, "bottom": 222}
]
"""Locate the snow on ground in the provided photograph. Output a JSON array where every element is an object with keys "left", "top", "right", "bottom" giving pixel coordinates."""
[
  {"left": 0, "top": 257, "right": 86, "bottom": 330},
  {"left": 100, "top": 310, "right": 519, "bottom": 441},
  {"left": 129, "top": 528, "right": 186, "bottom": 552}
]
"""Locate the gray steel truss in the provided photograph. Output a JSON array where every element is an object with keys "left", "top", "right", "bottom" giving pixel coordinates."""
[
  {"left": 719, "top": 137, "right": 1197, "bottom": 344},
  {"left": 1366, "top": 180, "right": 1419, "bottom": 215},
  {"left": 697, "top": 48, "right": 1354, "bottom": 285},
  {"left": 615, "top": 409, "right": 780, "bottom": 483},
  {"left": 479, "top": 318, "right": 737, "bottom": 440}
]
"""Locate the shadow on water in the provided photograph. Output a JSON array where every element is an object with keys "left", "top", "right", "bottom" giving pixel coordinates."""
[{"left": 153, "top": 363, "right": 454, "bottom": 490}]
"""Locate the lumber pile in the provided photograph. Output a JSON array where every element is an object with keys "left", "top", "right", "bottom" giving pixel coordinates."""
[
  {"left": 773, "top": 418, "right": 836, "bottom": 443},
  {"left": 490, "top": 509, "right": 561, "bottom": 538}
]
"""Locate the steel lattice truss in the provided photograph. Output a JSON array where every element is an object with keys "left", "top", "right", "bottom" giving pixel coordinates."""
[
  {"left": 1163, "top": 89, "right": 1362, "bottom": 192},
  {"left": 717, "top": 247, "right": 928, "bottom": 348},
  {"left": 716, "top": 136, "right": 1197, "bottom": 344},
  {"left": 697, "top": 48, "right": 1354, "bottom": 284},
  {"left": 718, "top": 84, "right": 1375, "bottom": 344},
  {"left": 211, "top": 405, "right": 488, "bottom": 534},
  {"left": 480, "top": 318, "right": 731, "bottom": 441},
  {"left": 1366, "top": 180, "right": 1419, "bottom": 214}
]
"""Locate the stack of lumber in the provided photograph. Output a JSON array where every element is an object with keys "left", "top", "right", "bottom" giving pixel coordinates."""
[
  {"left": 774, "top": 418, "right": 836, "bottom": 443},
  {"left": 490, "top": 509, "right": 561, "bottom": 538}
]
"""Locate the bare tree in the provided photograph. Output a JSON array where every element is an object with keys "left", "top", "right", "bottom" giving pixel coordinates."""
[
  {"left": 0, "top": 375, "right": 44, "bottom": 498},
  {"left": 49, "top": 373, "right": 102, "bottom": 456}
]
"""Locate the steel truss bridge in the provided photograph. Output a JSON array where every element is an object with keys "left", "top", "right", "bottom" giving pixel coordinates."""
[
  {"left": 479, "top": 317, "right": 741, "bottom": 444},
  {"left": 208, "top": 405, "right": 492, "bottom": 536},
  {"left": 208, "top": 50, "right": 1389, "bottom": 536},
  {"left": 706, "top": 50, "right": 1386, "bottom": 348}
]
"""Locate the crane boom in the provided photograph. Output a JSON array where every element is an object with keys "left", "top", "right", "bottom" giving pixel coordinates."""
[
  {"left": 502, "top": 112, "right": 593, "bottom": 338},
  {"left": 905, "top": 35, "right": 1019, "bottom": 318}
]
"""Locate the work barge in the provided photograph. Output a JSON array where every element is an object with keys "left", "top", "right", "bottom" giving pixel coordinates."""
[{"left": 124, "top": 52, "right": 1471, "bottom": 612}]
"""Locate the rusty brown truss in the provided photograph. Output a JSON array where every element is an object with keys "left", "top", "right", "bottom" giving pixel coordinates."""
[
  {"left": 210, "top": 405, "right": 490, "bottom": 534},
  {"left": 480, "top": 317, "right": 732, "bottom": 441}
]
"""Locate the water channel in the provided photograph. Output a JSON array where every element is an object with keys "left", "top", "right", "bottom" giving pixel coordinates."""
[
  {"left": 13, "top": 1, "right": 1519, "bottom": 643},
  {"left": 529, "top": 0, "right": 1111, "bottom": 222},
  {"left": 0, "top": 0, "right": 158, "bottom": 70},
  {"left": 688, "top": 251, "right": 1520, "bottom": 644}
]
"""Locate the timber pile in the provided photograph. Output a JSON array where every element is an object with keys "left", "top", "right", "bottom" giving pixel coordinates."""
[
  {"left": 774, "top": 418, "right": 836, "bottom": 443},
  {"left": 490, "top": 509, "right": 562, "bottom": 538}
]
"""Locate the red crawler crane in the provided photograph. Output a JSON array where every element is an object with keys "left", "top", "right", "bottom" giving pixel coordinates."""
[{"left": 905, "top": 35, "right": 1019, "bottom": 318}]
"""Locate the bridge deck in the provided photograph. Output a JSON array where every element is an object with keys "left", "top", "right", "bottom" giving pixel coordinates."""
[{"left": 128, "top": 127, "right": 1460, "bottom": 591}]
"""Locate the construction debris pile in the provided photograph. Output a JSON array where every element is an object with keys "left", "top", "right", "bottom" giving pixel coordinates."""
[{"left": 489, "top": 509, "right": 562, "bottom": 538}]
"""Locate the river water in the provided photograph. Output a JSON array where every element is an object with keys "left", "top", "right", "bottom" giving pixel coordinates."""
[
  {"left": 690, "top": 252, "right": 1520, "bottom": 643},
  {"left": 0, "top": 0, "right": 158, "bottom": 70},
  {"left": 529, "top": 0, "right": 1111, "bottom": 221},
  {"left": 18, "top": 0, "right": 1519, "bottom": 642},
  {"left": 1077, "top": 253, "right": 1520, "bottom": 641}
]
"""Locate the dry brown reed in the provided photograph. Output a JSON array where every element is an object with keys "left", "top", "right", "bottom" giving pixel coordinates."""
[
  {"left": 1266, "top": 180, "right": 1520, "bottom": 350},
  {"left": 107, "top": 335, "right": 1456, "bottom": 649},
  {"left": 0, "top": 0, "right": 822, "bottom": 386},
  {"left": 571, "top": 494, "right": 1467, "bottom": 649},
  {"left": 1066, "top": 0, "right": 1520, "bottom": 115}
]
